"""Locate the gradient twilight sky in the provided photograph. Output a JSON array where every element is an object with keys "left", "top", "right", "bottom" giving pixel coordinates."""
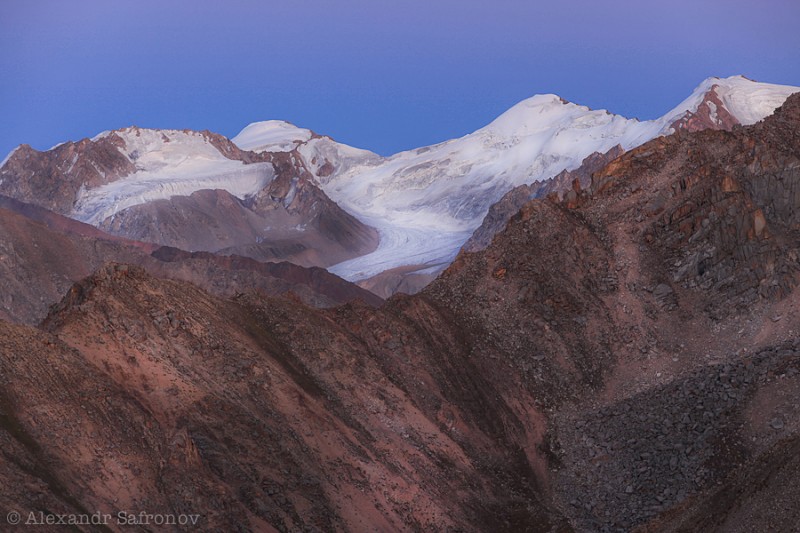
[{"left": 2, "top": 1, "right": 799, "bottom": 158}]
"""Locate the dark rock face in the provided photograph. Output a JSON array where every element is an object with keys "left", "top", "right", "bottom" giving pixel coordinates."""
[
  {"left": 149, "top": 246, "right": 383, "bottom": 308},
  {"left": 0, "top": 135, "right": 136, "bottom": 214},
  {"left": 554, "top": 344, "right": 800, "bottom": 531},
  {"left": 536, "top": 145, "right": 626, "bottom": 200},
  {"left": 1, "top": 96, "right": 800, "bottom": 531},
  {"left": 593, "top": 94, "right": 800, "bottom": 320}
]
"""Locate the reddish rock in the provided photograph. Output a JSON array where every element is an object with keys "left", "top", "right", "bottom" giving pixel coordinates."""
[{"left": 669, "top": 84, "right": 741, "bottom": 132}]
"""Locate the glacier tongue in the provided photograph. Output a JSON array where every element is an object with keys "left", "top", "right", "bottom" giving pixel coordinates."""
[
  {"left": 300, "top": 77, "right": 799, "bottom": 282},
  {"left": 326, "top": 214, "right": 474, "bottom": 281}
]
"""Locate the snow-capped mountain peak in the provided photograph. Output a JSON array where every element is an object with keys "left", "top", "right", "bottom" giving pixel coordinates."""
[
  {"left": 660, "top": 75, "right": 799, "bottom": 131},
  {"left": 230, "top": 75, "right": 797, "bottom": 283},
  {"left": 484, "top": 93, "right": 580, "bottom": 136},
  {"left": 232, "top": 120, "right": 314, "bottom": 153},
  {"left": 3, "top": 75, "right": 797, "bottom": 289},
  {"left": 233, "top": 120, "right": 383, "bottom": 184}
]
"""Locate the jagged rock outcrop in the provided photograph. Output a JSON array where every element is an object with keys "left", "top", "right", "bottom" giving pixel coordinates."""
[
  {"left": 668, "top": 84, "right": 741, "bottom": 132},
  {"left": 591, "top": 91, "right": 800, "bottom": 319}
]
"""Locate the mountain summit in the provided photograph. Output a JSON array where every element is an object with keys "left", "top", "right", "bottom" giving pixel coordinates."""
[{"left": 233, "top": 76, "right": 798, "bottom": 285}]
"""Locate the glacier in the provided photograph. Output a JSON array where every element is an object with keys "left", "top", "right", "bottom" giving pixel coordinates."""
[
  {"left": 238, "top": 76, "right": 800, "bottom": 283},
  {"left": 72, "top": 128, "right": 275, "bottom": 225}
]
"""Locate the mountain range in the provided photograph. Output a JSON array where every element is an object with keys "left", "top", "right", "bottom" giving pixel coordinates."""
[
  {"left": 2, "top": 75, "right": 797, "bottom": 297},
  {"left": 1, "top": 76, "right": 800, "bottom": 531}
]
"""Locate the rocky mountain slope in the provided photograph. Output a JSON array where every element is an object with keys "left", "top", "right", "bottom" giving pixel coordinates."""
[
  {"left": 0, "top": 127, "right": 377, "bottom": 268},
  {"left": 462, "top": 78, "right": 800, "bottom": 258},
  {"left": 1, "top": 93, "right": 799, "bottom": 531},
  {"left": 462, "top": 145, "right": 626, "bottom": 253},
  {"left": 0, "top": 195, "right": 380, "bottom": 325}
]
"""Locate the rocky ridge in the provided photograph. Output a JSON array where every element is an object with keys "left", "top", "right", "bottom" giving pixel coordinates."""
[
  {"left": 0, "top": 197, "right": 380, "bottom": 325},
  {"left": 0, "top": 94, "right": 799, "bottom": 531}
]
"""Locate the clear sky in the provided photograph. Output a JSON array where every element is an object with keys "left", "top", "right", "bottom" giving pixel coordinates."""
[{"left": 2, "top": 0, "right": 799, "bottom": 157}]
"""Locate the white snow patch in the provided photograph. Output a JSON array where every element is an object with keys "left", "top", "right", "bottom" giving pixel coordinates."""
[
  {"left": 714, "top": 76, "right": 798, "bottom": 125},
  {"left": 73, "top": 161, "right": 274, "bottom": 225},
  {"left": 295, "top": 137, "right": 383, "bottom": 185},
  {"left": 65, "top": 153, "right": 80, "bottom": 174},
  {"left": 707, "top": 101, "right": 719, "bottom": 124},
  {"left": 232, "top": 121, "right": 383, "bottom": 184}
]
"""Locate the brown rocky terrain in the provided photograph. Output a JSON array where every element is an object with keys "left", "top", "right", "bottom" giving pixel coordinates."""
[
  {"left": 462, "top": 145, "right": 625, "bottom": 253},
  {"left": 0, "top": 135, "right": 136, "bottom": 214},
  {"left": 1, "top": 94, "right": 800, "bottom": 532},
  {"left": 0, "top": 128, "right": 378, "bottom": 268},
  {"left": 0, "top": 197, "right": 380, "bottom": 325}
]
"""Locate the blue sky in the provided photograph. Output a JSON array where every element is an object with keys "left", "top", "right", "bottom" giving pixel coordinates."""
[{"left": 2, "top": 0, "right": 799, "bottom": 157}]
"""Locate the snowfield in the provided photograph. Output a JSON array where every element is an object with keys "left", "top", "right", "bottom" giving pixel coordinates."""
[
  {"left": 73, "top": 162, "right": 274, "bottom": 225},
  {"left": 72, "top": 128, "right": 275, "bottom": 225},
  {"left": 326, "top": 214, "right": 474, "bottom": 281}
]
